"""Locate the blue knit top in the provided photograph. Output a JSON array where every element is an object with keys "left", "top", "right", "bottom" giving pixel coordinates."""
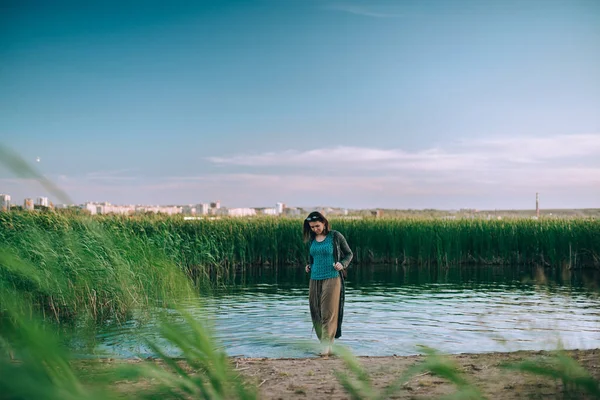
[{"left": 309, "top": 233, "right": 339, "bottom": 280}]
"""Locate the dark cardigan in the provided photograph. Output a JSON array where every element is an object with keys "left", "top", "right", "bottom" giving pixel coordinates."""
[{"left": 308, "top": 230, "right": 353, "bottom": 338}]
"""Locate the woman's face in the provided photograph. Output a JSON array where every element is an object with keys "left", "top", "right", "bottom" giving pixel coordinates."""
[{"left": 309, "top": 221, "right": 325, "bottom": 235}]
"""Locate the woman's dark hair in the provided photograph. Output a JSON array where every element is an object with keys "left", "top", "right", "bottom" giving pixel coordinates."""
[{"left": 303, "top": 211, "right": 330, "bottom": 242}]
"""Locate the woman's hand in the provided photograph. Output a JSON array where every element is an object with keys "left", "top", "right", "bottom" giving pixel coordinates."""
[
  {"left": 305, "top": 264, "right": 311, "bottom": 273},
  {"left": 333, "top": 262, "right": 344, "bottom": 271}
]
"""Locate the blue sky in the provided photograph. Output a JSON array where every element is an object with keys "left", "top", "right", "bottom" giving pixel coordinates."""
[{"left": 1, "top": 0, "right": 599, "bottom": 209}]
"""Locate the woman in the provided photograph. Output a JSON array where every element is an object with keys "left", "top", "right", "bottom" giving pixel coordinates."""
[{"left": 303, "top": 211, "right": 353, "bottom": 356}]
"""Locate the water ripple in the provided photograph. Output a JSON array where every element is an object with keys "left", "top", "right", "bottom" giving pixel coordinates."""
[{"left": 92, "top": 266, "right": 600, "bottom": 358}]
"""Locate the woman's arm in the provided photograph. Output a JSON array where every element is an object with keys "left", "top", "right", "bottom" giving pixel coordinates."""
[{"left": 336, "top": 231, "right": 353, "bottom": 268}]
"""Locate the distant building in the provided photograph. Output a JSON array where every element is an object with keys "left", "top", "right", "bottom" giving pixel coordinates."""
[
  {"left": 104, "top": 203, "right": 135, "bottom": 215},
  {"left": 36, "top": 197, "right": 49, "bottom": 207},
  {"left": 197, "top": 203, "right": 210, "bottom": 215},
  {"left": 82, "top": 202, "right": 136, "bottom": 215},
  {"left": 227, "top": 208, "right": 257, "bottom": 217},
  {"left": 263, "top": 208, "right": 278, "bottom": 216},
  {"left": 0, "top": 194, "right": 11, "bottom": 211},
  {"left": 214, "top": 207, "right": 229, "bottom": 216},
  {"left": 182, "top": 205, "right": 197, "bottom": 215},
  {"left": 135, "top": 205, "right": 181, "bottom": 215},
  {"left": 24, "top": 198, "right": 34, "bottom": 211},
  {"left": 83, "top": 202, "right": 100, "bottom": 215},
  {"left": 276, "top": 202, "right": 285, "bottom": 214}
]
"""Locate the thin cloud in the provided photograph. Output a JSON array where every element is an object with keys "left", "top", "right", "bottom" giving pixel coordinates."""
[
  {"left": 463, "top": 134, "right": 600, "bottom": 162},
  {"left": 207, "top": 134, "right": 600, "bottom": 172},
  {"left": 142, "top": 166, "right": 600, "bottom": 208},
  {"left": 161, "top": 162, "right": 600, "bottom": 194},
  {"left": 155, "top": 173, "right": 422, "bottom": 194},
  {"left": 207, "top": 147, "right": 404, "bottom": 167}
]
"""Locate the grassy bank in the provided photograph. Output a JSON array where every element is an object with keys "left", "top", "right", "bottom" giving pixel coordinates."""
[
  {"left": 342, "top": 217, "right": 600, "bottom": 268},
  {"left": 100, "top": 214, "right": 600, "bottom": 269},
  {"left": 1, "top": 212, "right": 599, "bottom": 322},
  {"left": 0, "top": 212, "right": 191, "bottom": 323},
  {"left": 6, "top": 212, "right": 598, "bottom": 269}
]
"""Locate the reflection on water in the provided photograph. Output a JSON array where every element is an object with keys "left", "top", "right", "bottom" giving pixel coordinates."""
[{"left": 94, "top": 265, "right": 600, "bottom": 358}]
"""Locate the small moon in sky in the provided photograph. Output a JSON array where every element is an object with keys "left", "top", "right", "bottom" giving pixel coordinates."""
[{"left": 36, "top": 157, "right": 41, "bottom": 162}]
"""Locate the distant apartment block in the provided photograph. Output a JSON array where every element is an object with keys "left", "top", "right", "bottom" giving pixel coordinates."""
[
  {"left": 83, "top": 202, "right": 135, "bottom": 215},
  {"left": 227, "top": 208, "right": 257, "bottom": 217},
  {"left": 36, "top": 197, "right": 49, "bottom": 207},
  {"left": 276, "top": 202, "right": 285, "bottom": 214},
  {"left": 24, "top": 198, "right": 34, "bottom": 211},
  {"left": 262, "top": 202, "right": 287, "bottom": 216},
  {"left": 83, "top": 202, "right": 99, "bottom": 215},
  {"left": 182, "top": 205, "right": 196, "bottom": 215},
  {"left": 197, "top": 203, "right": 210, "bottom": 215},
  {"left": 81, "top": 202, "right": 183, "bottom": 215},
  {"left": 136, "top": 205, "right": 182, "bottom": 215},
  {"left": 0, "top": 194, "right": 11, "bottom": 211},
  {"left": 103, "top": 203, "right": 136, "bottom": 215}
]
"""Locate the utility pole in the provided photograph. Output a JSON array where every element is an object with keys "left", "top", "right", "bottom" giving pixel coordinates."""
[{"left": 536, "top": 192, "right": 540, "bottom": 218}]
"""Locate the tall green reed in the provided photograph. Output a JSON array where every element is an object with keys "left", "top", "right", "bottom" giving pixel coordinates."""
[
  {"left": 66, "top": 215, "right": 600, "bottom": 270},
  {"left": 0, "top": 212, "right": 192, "bottom": 322},
  {"left": 4, "top": 211, "right": 597, "bottom": 323}
]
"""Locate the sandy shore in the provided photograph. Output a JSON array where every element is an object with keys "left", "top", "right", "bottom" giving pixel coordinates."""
[
  {"left": 95, "top": 348, "right": 600, "bottom": 399},
  {"left": 233, "top": 349, "right": 599, "bottom": 399}
]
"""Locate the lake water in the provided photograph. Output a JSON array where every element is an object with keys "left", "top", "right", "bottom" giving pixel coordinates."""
[{"left": 93, "top": 265, "right": 600, "bottom": 358}]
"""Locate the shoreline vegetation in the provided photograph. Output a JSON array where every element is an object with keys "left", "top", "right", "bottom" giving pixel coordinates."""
[
  {"left": 1, "top": 211, "right": 598, "bottom": 323},
  {"left": 3, "top": 212, "right": 600, "bottom": 269}
]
